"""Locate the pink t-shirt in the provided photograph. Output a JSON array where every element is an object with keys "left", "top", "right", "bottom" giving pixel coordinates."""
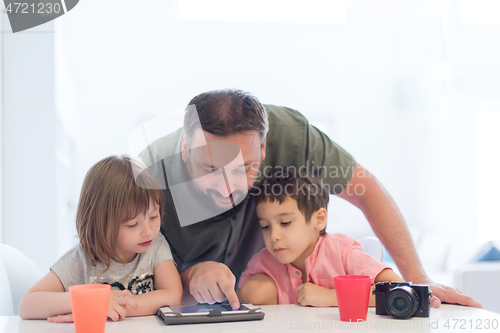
[{"left": 238, "top": 232, "right": 391, "bottom": 304}]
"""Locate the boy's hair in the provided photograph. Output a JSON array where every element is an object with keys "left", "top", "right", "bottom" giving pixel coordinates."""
[
  {"left": 252, "top": 167, "right": 329, "bottom": 236},
  {"left": 76, "top": 155, "right": 164, "bottom": 270}
]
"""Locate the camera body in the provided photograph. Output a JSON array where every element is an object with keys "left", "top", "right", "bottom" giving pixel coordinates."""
[{"left": 373, "top": 282, "right": 432, "bottom": 319}]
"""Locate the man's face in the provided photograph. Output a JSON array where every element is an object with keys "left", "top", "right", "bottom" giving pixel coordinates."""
[{"left": 182, "top": 129, "right": 266, "bottom": 211}]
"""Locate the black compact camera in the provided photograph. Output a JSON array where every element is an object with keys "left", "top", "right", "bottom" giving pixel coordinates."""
[{"left": 373, "top": 282, "right": 432, "bottom": 319}]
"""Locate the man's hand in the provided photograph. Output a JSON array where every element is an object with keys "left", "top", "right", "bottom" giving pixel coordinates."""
[
  {"left": 411, "top": 276, "right": 483, "bottom": 308},
  {"left": 107, "top": 290, "right": 138, "bottom": 321},
  {"left": 295, "top": 283, "right": 337, "bottom": 307},
  {"left": 184, "top": 261, "right": 240, "bottom": 310}
]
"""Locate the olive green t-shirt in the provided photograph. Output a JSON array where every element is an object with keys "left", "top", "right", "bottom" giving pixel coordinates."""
[{"left": 139, "top": 105, "right": 355, "bottom": 283}]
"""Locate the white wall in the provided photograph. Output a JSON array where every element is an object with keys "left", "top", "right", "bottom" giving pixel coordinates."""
[
  {"left": 2, "top": 0, "right": 500, "bottom": 269},
  {"left": 1, "top": 14, "right": 76, "bottom": 270},
  {"left": 2, "top": 18, "right": 58, "bottom": 270},
  {"left": 0, "top": 9, "right": 4, "bottom": 244}
]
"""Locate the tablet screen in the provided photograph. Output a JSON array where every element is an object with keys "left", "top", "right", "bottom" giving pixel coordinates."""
[
  {"left": 168, "top": 304, "right": 234, "bottom": 314},
  {"left": 158, "top": 303, "right": 264, "bottom": 324},
  {"left": 166, "top": 304, "right": 250, "bottom": 314}
]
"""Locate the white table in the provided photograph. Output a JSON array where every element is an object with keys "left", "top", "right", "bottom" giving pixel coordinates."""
[{"left": 1, "top": 305, "right": 499, "bottom": 333}]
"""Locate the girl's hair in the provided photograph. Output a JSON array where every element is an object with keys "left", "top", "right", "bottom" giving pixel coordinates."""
[{"left": 76, "top": 155, "right": 164, "bottom": 269}]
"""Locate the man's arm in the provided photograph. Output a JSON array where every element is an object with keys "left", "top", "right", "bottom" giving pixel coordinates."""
[{"left": 338, "top": 162, "right": 481, "bottom": 308}]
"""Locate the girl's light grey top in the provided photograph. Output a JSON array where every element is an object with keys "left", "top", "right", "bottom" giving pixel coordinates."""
[{"left": 51, "top": 236, "right": 173, "bottom": 295}]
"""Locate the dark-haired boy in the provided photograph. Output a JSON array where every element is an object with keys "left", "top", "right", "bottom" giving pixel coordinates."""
[{"left": 238, "top": 171, "right": 402, "bottom": 306}]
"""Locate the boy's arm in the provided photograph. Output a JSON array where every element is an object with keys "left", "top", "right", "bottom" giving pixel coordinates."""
[
  {"left": 18, "top": 271, "right": 71, "bottom": 319},
  {"left": 295, "top": 269, "right": 402, "bottom": 308},
  {"left": 369, "top": 268, "right": 404, "bottom": 306},
  {"left": 125, "top": 260, "right": 183, "bottom": 316},
  {"left": 374, "top": 268, "right": 403, "bottom": 284},
  {"left": 295, "top": 270, "right": 403, "bottom": 308},
  {"left": 238, "top": 274, "right": 278, "bottom": 305},
  {"left": 296, "top": 283, "right": 338, "bottom": 307}
]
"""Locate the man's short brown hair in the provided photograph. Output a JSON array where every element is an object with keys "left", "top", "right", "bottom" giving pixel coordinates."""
[
  {"left": 76, "top": 155, "right": 164, "bottom": 270},
  {"left": 252, "top": 167, "right": 329, "bottom": 236},
  {"left": 183, "top": 88, "right": 269, "bottom": 144}
]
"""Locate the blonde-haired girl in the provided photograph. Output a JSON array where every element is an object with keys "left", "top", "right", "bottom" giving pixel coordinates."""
[{"left": 19, "top": 155, "right": 182, "bottom": 322}]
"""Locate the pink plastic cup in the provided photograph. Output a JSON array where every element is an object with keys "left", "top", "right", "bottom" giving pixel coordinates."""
[
  {"left": 334, "top": 275, "right": 372, "bottom": 322},
  {"left": 69, "top": 284, "right": 111, "bottom": 333}
]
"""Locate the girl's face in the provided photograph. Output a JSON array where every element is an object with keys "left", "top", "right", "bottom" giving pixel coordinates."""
[{"left": 116, "top": 202, "right": 161, "bottom": 263}]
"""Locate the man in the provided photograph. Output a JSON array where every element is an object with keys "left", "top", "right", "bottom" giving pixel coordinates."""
[{"left": 139, "top": 88, "right": 481, "bottom": 310}]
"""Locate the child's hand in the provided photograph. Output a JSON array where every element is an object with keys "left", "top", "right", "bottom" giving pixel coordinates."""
[
  {"left": 295, "top": 282, "right": 337, "bottom": 307},
  {"left": 108, "top": 290, "right": 138, "bottom": 321},
  {"left": 47, "top": 313, "right": 73, "bottom": 323},
  {"left": 45, "top": 290, "right": 138, "bottom": 323}
]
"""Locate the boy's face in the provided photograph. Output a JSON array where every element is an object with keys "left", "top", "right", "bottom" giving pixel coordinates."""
[{"left": 256, "top": 197, "right": 326, "bottom": 268}]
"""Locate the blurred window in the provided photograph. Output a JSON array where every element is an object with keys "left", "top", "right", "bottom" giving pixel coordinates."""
[
  {"left": 177, "top": 0, "right": 346, "bottom": 24},
  {"left": 460, "top": 0, "right": 500, "bottom": 25},
  {"left": 476, "top": 102, "right": 500, "bottom": 242}
]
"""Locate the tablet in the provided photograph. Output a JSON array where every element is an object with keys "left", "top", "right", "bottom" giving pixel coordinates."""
[{"left": 157, "top": 303, "right": 265, "bottom": 325}]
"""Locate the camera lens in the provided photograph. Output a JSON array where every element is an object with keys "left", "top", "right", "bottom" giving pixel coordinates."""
[{"left": 386, "top": 286, "right": 419, "bottom": 319}]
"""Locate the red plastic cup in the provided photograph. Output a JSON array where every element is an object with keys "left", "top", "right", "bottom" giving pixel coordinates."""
[
  {"left": 334, "top": 275, "right": 372, "bottom": 322},
  {"left": 69, "top": 284, "right": 111, "bottom": 333}
]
